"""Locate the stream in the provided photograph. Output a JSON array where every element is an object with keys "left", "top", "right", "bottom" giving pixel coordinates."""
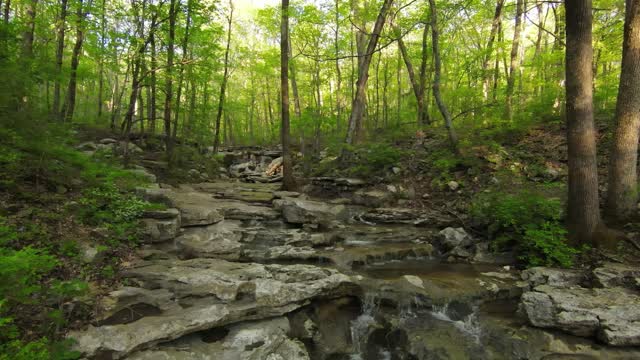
[{"left": 68, "top": 165, "right": 640, "bottom": 359}]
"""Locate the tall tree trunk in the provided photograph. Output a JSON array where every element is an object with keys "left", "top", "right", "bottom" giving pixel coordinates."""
[
  {"left": 335, "top": 0, "right": 342, "bottom": 132},
  {"left": 505, "top": 0, "right": 523, "bottom": 120},
  {"left": 288, "top": 36, "right": 301, "bottom": 118},
  {"left": 149, "top": 33, "right": 157, "bottom": 134},
  {"left": 344, "top": 0, "right": 394, "bottom": 149},
  {"left": 97, "top": 0, "right": 106, "bottom": 120},
  {"left": 429, "top": 0, "right": 458, "bottom": 153},
  {"left": 606, "top": 0, "right": 640, "bottom": 222},
  {"left": 213, "top": 0, "right": 233, "bottom": 152},
  {"left": 164, "top": 0, "right": 177, "bottom": 161},
  {"left": 482, "top": 0, "right": 504, "bottom": 101},
  {"left": 62, "top": 0, "right": 89, "bottom": 122},
  {"left": 418, "top": 22, "right": 430, "bottom": 125},
  {"left": 52, "top": 0, "right": 68, "bottom": 120},
  {"left": 396, "top": 26, "right": 427, "bottom": 126},
  {"left": 565, "top": 0, "right": 601, "bottom": 244},
  {"left": 172, "top": 0, "right": 193, "bottom": 143},
  {"left": 281, "top": 0, "right": 295, "bottom": 189},
  {"left": 21, "top": 0, "right": 38, "bottom": 58}
]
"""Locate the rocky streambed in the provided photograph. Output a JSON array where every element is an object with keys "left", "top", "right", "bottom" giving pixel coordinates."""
[{"left": 69, "top": 169, "right": 640, "bottom": 359}]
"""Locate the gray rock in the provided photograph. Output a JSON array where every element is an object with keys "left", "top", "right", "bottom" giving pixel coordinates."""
[
  {"left": 520, "top": 267, "right": 584, "bottom": 289},
  {"left": 359, "top": 207, "right": 455, "bottom": 227},
  {"left": 592, "top": 262, "right": 640, "bottom": 290},
  {"left": 128, "top": 317, "right": 310, "bottom": 360},
  {"left": 276, "top": 198, "right": 347, "bottom": 227},
  {"left": 99, "top": 138, "right": 118, "bottom": 145},
  {"left": 448, "top": 181, "right": 460, "bottom": 191},
  {"left": 521, "top": 284, "right": 640, "bottom": 346},
  {"left": 353, "top": 189, "right": 393, "bottom": 207},
  {"left": 69, "top": 259, "right": 355, "bottom": 358},
  {"left": 273, "top": 190, "right": 301, "bottom": 199},
  {"left": 438, "top": 227, "right": 473, "bottom": 250},
  {"left": 142, "top": 208, "right": 180, "bottom": 220},
  {"left": 141, "top": 217, "right": 181, "bottom": 242},
  {"left": 174, "top": 221, "right": 244, "bottom": 259},
  {"left": 77, "top": 141, "right": 98, "bottom": 151}
]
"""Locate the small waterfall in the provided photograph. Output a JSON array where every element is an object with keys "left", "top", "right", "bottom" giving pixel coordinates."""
[
  {"left": 399, "top": 296, "right": 427, "bottom": 322},
  {"left": 349, "top": 294, "right": 378, "bottom": 359},
  {"left": 431, "top": 303, "right": 482, "bottom": 343}
]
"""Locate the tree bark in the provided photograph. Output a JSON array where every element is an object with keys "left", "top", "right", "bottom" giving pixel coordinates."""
[
  {"left": 606, "top": 0, "right": 640, "bottom": 221},
  {"left": 505, "top": 0, "right": 523, "bottom": 120},
  {"left": 52, "top": 0, "right": 68, "bottom": 120},
  {"left": 396, "top": 26, "right": 428, "bottom": 126},
  {"left": 213, "top": 0, "right": 233, "bottom": 152},
  {"left": 22, "top": 0, "right": 38, "bottom": 58},
  {"left": 164, "top": 0, "right": 177, "bottom": 162},
  {"left": 97, "top": 0, "right": 106, "bottom": 120},
  {"left": 334, "top": 0, "right": 342, "bottom": 132},
  {"left": 62, "top": 0, "right": 89, "bottom": 122},
  {"left": 343, "top": 0, "right": 394, "bottom": 149},
  {"left": 429, "top": 0, "right": 458, "bottom": 153},
  {"left": 482, "top": 0, "right": 504, "bottom": 101},
  {"left": 281, "top": 0, "right": 295, "bottom": 190},
  {"left": 565, "top": 0, "right": 601, "bottom": 244},
  {"left": 288, "top": 36, "right": 301, "bottom": 118},
  {"left": 172, "top": 0, "right": 193, "bottom": 143}
]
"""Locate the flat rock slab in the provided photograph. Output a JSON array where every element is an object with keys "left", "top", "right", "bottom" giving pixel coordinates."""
[
  {"left": 128, "top": 317, "right": 310, "bottom": 360},
  {"left": 358, "top": 208, "right": 455, "bottom": 227},
  {"left": 69, "top": 259, "right": 355, "bottom": 358},
  {"left": 521, "top": 284, "right": 640, "bottom": 346}
]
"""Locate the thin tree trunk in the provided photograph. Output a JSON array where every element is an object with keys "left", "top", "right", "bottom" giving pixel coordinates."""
[
  {"left": 213, "top": 0, "right": 233, "bottom": 152},
  {"left": 164, "top": 0, "right": 177, "bottom": 162},
  {"left": 172, "top": 0, "right": 193, "bottom": 143},
  {"left": 98, "top": 0, "right": 106, "bottom": 120},
  {"left": 505, "top": 0, "right": 523, "bottom": 120},
  {"left": 335, "top": 0, "right": 342, "bottom": 132},
  {"left": 343, "top": 0, "right": 394, "bottom": 149},
  {"left": 482, "top": 0, "right": 504, "bottom": 101},
  {"left": 419, "top": 22, "right": 430, "bottom": 125},
  {"left": 52, "top": 0, "right": 68, "bottom": 120},
  {"left": 565, "top": 0, "right": 601, "bottom": 244},
  {"left": 281, "top": 0, "right": 295, "bottom": 189},
  {"left": 396, "top": 27, "right": 426, "bottom": 126},
  {"left": 606, "top": 0, "right": 640, "bottom": 222},
  {"left": 150, "top": 33, "right": 157, "bottom": 134},
  {"left": 288, "top": 36, "right": 301, "bottom": 118},
  {"left": 429, "top": 0, "right": 458, "bottom": 153},
  {"left": 62, "top": 0, "right": 89, "bottom": 122}
]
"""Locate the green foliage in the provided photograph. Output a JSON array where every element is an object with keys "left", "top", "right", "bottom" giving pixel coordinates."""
[
  {"left": 348, "top": 142, "right": 406, "bottom": 177},
  {"left": 471, "top": 190, "right": 578, "bottom": 268},
  {"left": 0, "top": 246, "right": 58, "bottom": 305}
]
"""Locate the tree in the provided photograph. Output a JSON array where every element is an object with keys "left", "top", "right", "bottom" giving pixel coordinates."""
[
  {"left": 281, "top": 0, "right": 295, "bottom": 190},
  {"left": 62, "top": 0, "right": 90, "bottom": 122},
  {"left": 505, "top": 0, "right": 523, "bottom": 120},
  {"left": 429, "top": 0, "right": 458, "bottom": 153},
  {"left": 164, "top": 0, "right": 178, "bottom": 161},
  {"left": 52, "top": 0, "right": 69, "bottom": 120},
  {"left": 565, "top": 0, "right": 601, "bottom": 244},
  {"left": 213, "top": 0, "right": 233, "bottom": 153},
  {"left": 343, "top": 0, "right": 394, "bottom": 149},
  {"left": 606, "top": 0, "right": 640, "bottom": 221}
]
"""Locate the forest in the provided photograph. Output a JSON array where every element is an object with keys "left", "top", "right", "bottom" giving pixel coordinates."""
[{"left": 1, "top": 0, "right": 640, "bottom": 359}]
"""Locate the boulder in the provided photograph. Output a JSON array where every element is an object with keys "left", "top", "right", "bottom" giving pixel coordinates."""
[
  {"left": 438, "top": 227, "right": 473, "bottom": 250},
  {"left": 142, "top": 208, "right": 180, "bottom": 220},
  {"left": 353, "top": 189, "right": 394, "bottom": 207},
  {"left": 99, "top": 138, "right": 118, "bottom": 145},
  {"left": 520, "top": 267, "right": 584, "bottom": 289},
  {"left": 69, "top": 259, "right": 355, "bottom": 358},
  {"left": 592, "top": 262, "right": 640, "bottom": 290},
  {"left": 174, "top": 221, "right": 244, "bottom": 259},
  {"left": 77, "top": 141, "right": 98, "bottom": 151},
  {"left": 521, "top": 285, "right": 640, "bottom": 346},
  {"left": 276, "top": 198, "right": 347, "bottom": 227},
  {"left": 141, "top": 217, "right": 181, "bottom": 242},
  {"left": 128, "top": 317, "right": 310, "bottom": 360}
]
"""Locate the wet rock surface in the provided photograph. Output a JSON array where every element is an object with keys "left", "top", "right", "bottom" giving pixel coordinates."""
[{"left": 69, "top": 161, "right": 640, "bottom": 359}]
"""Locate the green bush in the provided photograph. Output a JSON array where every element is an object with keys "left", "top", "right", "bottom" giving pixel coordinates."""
[
  {"left": 471, "top": 190, "right": 578, "bottom": 267},
  {"left": 348, "top": 142, "right": 406, "bottom": 177}
]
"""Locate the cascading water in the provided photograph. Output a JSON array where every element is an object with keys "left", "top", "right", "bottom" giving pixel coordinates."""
[
  {"left": 430, "top": 302, "right": 482, "bottom": 343},
  {"left": 349, "top": 294, "right": 378, "bottom": 359}
]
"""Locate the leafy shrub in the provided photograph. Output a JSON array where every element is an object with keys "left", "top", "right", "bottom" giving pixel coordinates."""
[
  {"left": 348, "top": 142, "right": 406, "bottom": 177},
  {"left": 471, "top": 190, "right": 578, "bottom": 267}
]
